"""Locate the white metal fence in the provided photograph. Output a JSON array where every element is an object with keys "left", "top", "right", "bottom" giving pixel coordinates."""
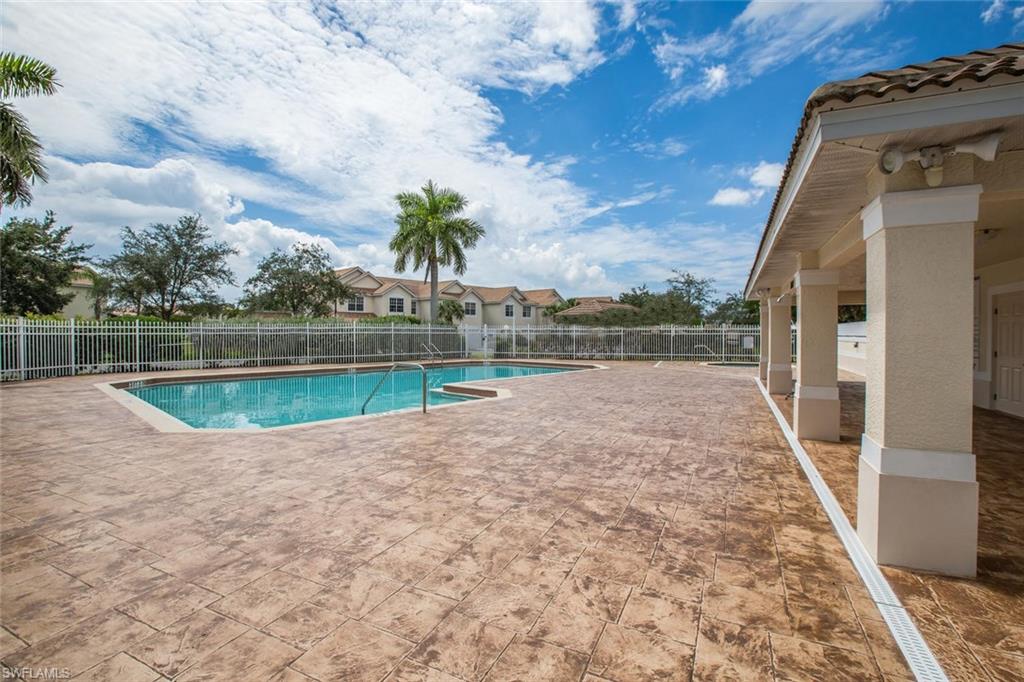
[{"left": 0, "top": 319, "right": 779, "bottom": 381}]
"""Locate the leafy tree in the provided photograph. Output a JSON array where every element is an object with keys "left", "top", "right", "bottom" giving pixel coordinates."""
[
  {"left": 178, "top": 300, "right": 243, "bottom": 319},
  {"left": 543, "top": 297, "right": 578, "bottom": 317},
  {"left": 242, "top": 243, "right": 351, "bottom": 317},
  {"left": 84, "top": 269, "right": 113, "bottom": 319},
  {"left": 361, "top": 314, "right": 421, "bottom": 325},
  {"left": 0, "top": 211, "right": 90, "bottom": 314},
  {"left": 437, "top": 298, "right": 464, "bottom": 325},
  {"left": 389, "top": 180, "right": 485, "bottom": 321},
  {"left": 666, "top": 270, "right": 715, "bottom": 318},
  {"left": 618, "top": 285, "right": 653, "bottom": 308},
  {"left": 839, "top": 305, "right": 866, "bottom": 323},
  {"left": 1, "top": 53, "right": 60, "bottom": 209},
  {"left": 707, "top": 292, "right": 759, "bottom": 325},
  {"left": 102, "top": 214, "right": 236, "bottom": 321}
]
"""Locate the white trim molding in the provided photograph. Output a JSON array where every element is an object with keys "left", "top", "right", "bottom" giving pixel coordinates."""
[
  {"left": 796, "top": 384, "right": 839, "bottom": 401},
  {"left": 794, "top": 269, "right": 840, "bottom": 288},
  {"left": 861, "top": 185, "right": 982, "bottom": 240},
  {"left": 860, "top": 433, "right": 975, "bottom": 483}
]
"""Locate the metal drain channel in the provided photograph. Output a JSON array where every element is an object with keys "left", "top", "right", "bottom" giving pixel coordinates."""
[{"left": 754, "top": 377, "right": 948, "bottom": 682}]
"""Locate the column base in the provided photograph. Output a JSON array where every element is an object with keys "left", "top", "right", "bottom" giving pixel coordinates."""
[
  {"left": 766, "top": 363, "right": 792, "bottom": 395},
  {"left": 759, "top": 359, "right": 768, "bottom": 382},
  {"left": 856, "top": 436, "right": 978, "bottom": 577},
  {"left": 794, "top": 386, "right": 840, "bottom": 441}
]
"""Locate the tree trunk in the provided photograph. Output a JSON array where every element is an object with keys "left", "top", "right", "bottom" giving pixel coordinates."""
[{"left": 430, "top": 256, "right": 439, "bottom": 322}]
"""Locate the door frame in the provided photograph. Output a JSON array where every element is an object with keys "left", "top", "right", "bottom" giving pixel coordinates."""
[{"left": 987, "top": 280, "right": 1024, "bottom": 415}]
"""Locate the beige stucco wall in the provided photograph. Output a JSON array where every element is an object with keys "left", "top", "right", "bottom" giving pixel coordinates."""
[
  {"left": 458, "top": 293, "right": 484, "bottom": 327},
  {"left": 347, "top": 273, "right": 382, "bottom": 289},
  {"left": 483, "top": 298, "right": 520, "bottom": 327},
  {"left": 60, "top": 285, "right": 97, "bottom": 319},
  {"left": 973, "top": 255, "right": 1024, "bottom": 408},
  {"left": 796, "top": 280, "right": 838, "bottom": 387},
  {"left": 866, "top": 221, "right": 975, "bottom": 453},
  {"left": 373, "top": 289, "right": 414, "bottom": 317}
]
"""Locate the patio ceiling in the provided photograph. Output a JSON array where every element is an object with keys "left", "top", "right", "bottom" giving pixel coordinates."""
[{"left": 745, "top": 44, "right": 1024, "bottom": 298}]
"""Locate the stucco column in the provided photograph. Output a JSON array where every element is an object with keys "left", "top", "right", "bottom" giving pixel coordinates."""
[
  {"left": 759, "top": 297, "right": 769, "bottom": 382},
  {"left": 766, "top": 293, "right": 793, "bottom": 395},
  {"left": 794, "top": 270, "right": 840, "bottom": 441},
  {"left": 857, "top": 184, "right": 981, "bottom": 577}
]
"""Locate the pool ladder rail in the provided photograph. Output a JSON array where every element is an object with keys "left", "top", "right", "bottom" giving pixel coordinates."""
[
  {"left": 420, "top": 342, "right": 444, "bottom": 367},
  {"left": 360, "top": 362, "right": 428, "bottom": 415}
]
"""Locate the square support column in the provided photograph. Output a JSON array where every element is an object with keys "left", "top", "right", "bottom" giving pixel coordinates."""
[
  {"left": 759, "top": 298, "right": 769, "bottom": 382},
  {"left": 794, "top": 270, "right": 840, "bottom": 441},
  {"left": 857, "top": 184, "right": 981, "bottom": 577},
  {"left": 767, "top": 294, "right": 793, "bottom": 395}
]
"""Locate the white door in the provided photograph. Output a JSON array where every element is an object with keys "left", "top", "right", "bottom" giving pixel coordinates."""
[{"left": 994, "top": 290, "right": 1024, "bottom": 418}]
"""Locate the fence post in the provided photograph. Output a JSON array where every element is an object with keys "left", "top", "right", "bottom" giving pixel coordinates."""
[
  {"left": 483, "top": 324, "right": 488, "bottom": 359},
  {"left": 670, "top": 325, "right": 675, "bottom": 361},
  {"left": 68, "top": 318, "right": 76, "bottom": 376},
  {"left": 572, "top": 325, "right": 577, "bottom": 360},
  {"left": 306, "top": 322, "right": 311, "bottom": 364},
  {"left": 17, "top": 317, "right": 26, "bottom": 380},
  {"left": 134, "top": 320, "right": 140, "bottom": 372},
  {"left": 620, "top": 329, "right": 625, "bottom": 361},
  {"left": 352, "top": 321, "right": 357, "bottom": 364},
  {"left": 197, "top": 322, "right": 204, "bottom": 369},
  {"left": 512, "top": 318, "right": 516, "bottom": 359},
  {"left": 256, "top": 322, "right": 262, "bottom": 366},
  {"left": 526, "top": 325, "right": 531, "bottom": 360},
  {"left": 391, "top": 323, "right": 395, "bottom": 362}
]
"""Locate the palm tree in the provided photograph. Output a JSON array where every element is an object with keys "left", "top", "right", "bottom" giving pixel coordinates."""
[
  {"left": 1, "top": 53, "right": 60, "bottom": 210},
  {"left": 437, "top": 299, "right": 465, "bottom": 326},
  {"left": 389, "top": 180, "right": 485, "bottom": 321}
]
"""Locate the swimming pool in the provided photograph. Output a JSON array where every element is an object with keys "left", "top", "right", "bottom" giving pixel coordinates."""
[{"left": 124, "top": 363, "right": 579, "bottom": 429}]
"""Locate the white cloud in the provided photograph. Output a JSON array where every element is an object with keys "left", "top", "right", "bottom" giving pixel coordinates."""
[
  {"left": 631, "top": 137, "right": 689, "bottom": 158},
  {"left": 4, "top": 2, "right": 640, "bottom": 297},
  {"left": 709, "top": 187, "right": 764, "bottom": 207},
  {"left": 981, "top": 0, "right": 1006, "bottom": 23},
  {"left": 652, "top": 0, "right": 887, "bottom": 108},
  {"left": 748, "top": 161, "right": 784, "bottom": 188},
  {"left": 708, "top": 160, "right": 782, "bottom": 207},
  {"left": 615, "top": 0, "right": 639, "bottom": 30}
]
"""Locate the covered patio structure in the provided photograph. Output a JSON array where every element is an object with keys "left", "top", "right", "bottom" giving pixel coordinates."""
[{"left": 746, "top": 43, "right": 1024, "bottom": 677}]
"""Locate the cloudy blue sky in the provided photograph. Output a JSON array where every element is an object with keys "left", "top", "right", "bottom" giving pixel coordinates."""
[{"left": 4, "top": 1, "right": 1021, "bottom": 298}]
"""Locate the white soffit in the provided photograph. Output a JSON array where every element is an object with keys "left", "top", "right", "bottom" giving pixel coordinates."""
[{"left": 747, "top": 81, "right": 1024, "bottom": 297}]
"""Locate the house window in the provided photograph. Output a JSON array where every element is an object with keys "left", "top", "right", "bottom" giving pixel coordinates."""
[
  {"left": 505, "top": 304, "right": 514, "bottom": 317},
  {"left": 389, "top": 297, "right": 404, "bottom": 313},
  {"left": 411, "top": 300, "right": 417, "bottom": 315},
  {"left": 464, "top": 301, "right": 477, "bottom": 316},
  {"left": 522, "top": 305, "right": 532, "bottom": 318},
  {"left": 347, "top": 296, "right": 364, "bottom": 312}
]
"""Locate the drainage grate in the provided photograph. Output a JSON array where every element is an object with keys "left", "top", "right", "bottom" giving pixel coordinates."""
[{"left": 755, "top": 377, "right": 948, "bottom": 682}]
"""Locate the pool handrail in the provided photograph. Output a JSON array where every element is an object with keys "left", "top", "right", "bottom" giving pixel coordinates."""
[
  {"left": 361, "top": 362, "right": 428, "bottom": 415},
  {"left": 420, "top": 343, "right": 439, "bottom": 366}
]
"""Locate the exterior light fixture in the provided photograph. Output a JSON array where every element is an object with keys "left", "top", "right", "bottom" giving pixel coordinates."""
[{"left": 877, "top": 132, "right": 1003, "bottom": 185}]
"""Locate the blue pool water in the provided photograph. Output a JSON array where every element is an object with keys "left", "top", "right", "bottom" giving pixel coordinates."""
[{"left": 127, "top": 363, "right": 576, "bottom": 429}]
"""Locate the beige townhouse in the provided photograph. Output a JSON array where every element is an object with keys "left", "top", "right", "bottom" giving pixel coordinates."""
[{"left": 332, "top": 266, "right": 566, "bottom": 327}]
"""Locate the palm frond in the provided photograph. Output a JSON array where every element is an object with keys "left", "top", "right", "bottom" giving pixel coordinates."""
[
  {"left": 0, "top": 53, "right": 60, "bottom": 98},
  {"left": 0, "top": 103, "right": 47, "bottom": 207}
]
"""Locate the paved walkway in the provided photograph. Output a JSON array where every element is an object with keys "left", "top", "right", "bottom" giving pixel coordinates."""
[
  {"left": 774, "top": 379, "right": 1024, "bottom": 681},
  {"left": 1, "top": 363, "right": 911, "bottom": 680}
]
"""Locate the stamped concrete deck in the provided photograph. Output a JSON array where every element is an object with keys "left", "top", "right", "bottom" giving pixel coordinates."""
[
  {"left": 1, "top": 362, "right": 912, "bottom": 680},
  {"left": 773, "top": 379, "right": 1024, "bottom": 682}
]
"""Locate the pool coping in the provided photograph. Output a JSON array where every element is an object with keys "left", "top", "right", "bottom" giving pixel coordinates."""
[{"left": 95, "top": 359, "right": 606, "bottom": 433}]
